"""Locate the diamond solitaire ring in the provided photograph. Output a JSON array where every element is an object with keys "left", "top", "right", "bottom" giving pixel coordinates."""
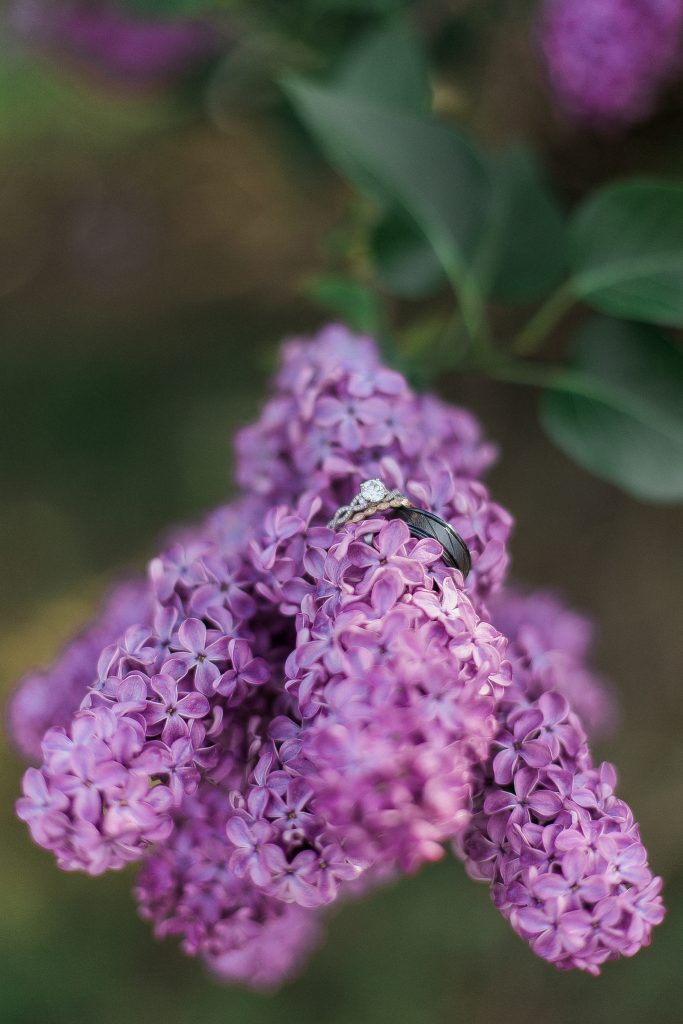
[{"left": 327, "top": 478, "right": 412, "bottom": 529}]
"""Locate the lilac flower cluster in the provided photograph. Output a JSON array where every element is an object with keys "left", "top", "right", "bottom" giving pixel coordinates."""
[
  {"left": 8, "top": 1, "right": 221, "bottom": 87},
  {"left": 235, "top": 325, "right": 512, "bottom": 607},
  {"left": 17, "top": 499, "right": 268, "bottom": 875},
  {"left": 457, "top": 590, "right": 664, "bottom": 973},
  {"left": 16, "top": 489, "right": 505, "bottom": 974},
  {"left": 540, "top": 0, "right": 683, "bottom": 128},
  {"left": 284, "top": 517, "right": 509, "bottom": 876},
  {"left": 137, "top": 783, "right": 323, "bottom": 989},
  {"left": 9, "top": 580, "right": 150, "bottom": 763},
  {"left": 136, "top": 502, "right": 508, "bottom": 941},
  {"left": 11, "top": 325, "right": 663, "bottom": 985},
  {"left": 490, "top": 587, "right": 616, "bottom": 738}
]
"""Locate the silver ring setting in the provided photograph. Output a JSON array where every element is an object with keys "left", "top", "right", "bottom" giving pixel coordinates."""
[{"left": 327, "top": 478, "right": 412, "bottom": 529}]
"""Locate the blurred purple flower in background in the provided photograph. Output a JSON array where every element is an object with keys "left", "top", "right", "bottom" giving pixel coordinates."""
[
  {"left": 7, "top": 1, "right": 221, "bottom": 87},
  {"left": 9, "top": 327, "right": 664, "bottom": 986},
  {"left": 540, "top": 0, "right": 683, "bottom": 127},
  {"left": 490, "top": 587, "right": 617, "bottom": 737}
]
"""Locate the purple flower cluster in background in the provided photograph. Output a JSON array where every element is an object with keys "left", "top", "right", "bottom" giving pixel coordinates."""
[
  {"left": 10, "top": 326, "right": 664, "bottom": 986},
  {"left": 540, "top": 0, "right": 683, "bottom": 127},
  {"left": 7, "top": 1, "right": 221, "bottom": 87},
  {"left": 490, "top": 587, "right": 616, "bottom": 738}
]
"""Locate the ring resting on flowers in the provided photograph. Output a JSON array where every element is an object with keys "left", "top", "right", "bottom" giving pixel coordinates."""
[
  {"left": 328, "top": 478, "right": 472, "bottom": 577},
  {"left": 11, "top": 326, "right": 663, "bottom": 989}
]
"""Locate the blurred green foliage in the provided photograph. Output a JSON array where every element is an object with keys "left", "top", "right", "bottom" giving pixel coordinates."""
[
  {"left": 286, "top": 20, "right": 683, "bottom": 503},
  {"left": 541, "top": 317, "right": 683, "bottom": 502}
]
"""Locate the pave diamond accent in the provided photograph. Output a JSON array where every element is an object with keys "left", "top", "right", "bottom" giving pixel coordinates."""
[{"left": 360, "top": 478, "right": 387, "bottom": 503}]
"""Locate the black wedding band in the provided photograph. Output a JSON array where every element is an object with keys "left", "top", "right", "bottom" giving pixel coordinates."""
[{"left": 394, "top": 507, "right": 472, "bottom": 578}]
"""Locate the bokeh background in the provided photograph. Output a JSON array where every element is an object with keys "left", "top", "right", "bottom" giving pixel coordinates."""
[{"left": 0, "top": 3, "right": 681, "bottom": 1022}]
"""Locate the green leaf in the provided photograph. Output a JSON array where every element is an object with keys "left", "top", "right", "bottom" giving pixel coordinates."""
[
  {"left": 570, "top": 180, "right": 683, "bottom": 326},
  {"left": 285, "top": 77, "right": 489, "bottom": 285},
  {"left": 370, "top": 149, "right": 568, "bottom": 303},
  {"left": 120, "top": 0, "right": 226, "bottom": 16},
  {"left": 304, "top": 274, "right": 384, "bottom": 334},
  {"left": 484, "top": 149, "right": 568, "bottom": 303},
  {"left": 335, "top": 19, "right": 431, "bottom": 114},
  {"left": 540, "top": 316, "right": 683, "bottom": 503},
  {"left": 371, "top": 206, "right": 445, "bottom": 298}
]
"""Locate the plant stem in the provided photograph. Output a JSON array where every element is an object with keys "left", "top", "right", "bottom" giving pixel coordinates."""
[
  {"left": 513, "top": 283, "right": 575, "bottom": 355},
  {"left": 436, "top": 243, "right": 493, "bottom": 361},
  {"left": 484, "top": 356, "right": 598, "bottom": 397},
  {"left": 483, "top": 357, "right": 568, "bottom": 389},
  {"left": 458, "top": 274, "right": 494, "bottom": 357},
  {"left": 485, "top": 354, "right": 673, "bottom": 426},
  {"left": 473, "top": 344, "right": 576, "bottom": 388}
]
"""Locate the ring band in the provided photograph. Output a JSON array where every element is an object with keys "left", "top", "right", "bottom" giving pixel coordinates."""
[
  {"left": 328, "top": 478, "right": 472, "bottom": 578},
  {"left": 394, "top": 506, "right": 471, "bottom": 578}
]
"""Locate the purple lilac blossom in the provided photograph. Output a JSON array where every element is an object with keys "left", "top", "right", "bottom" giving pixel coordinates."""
[
  {"left": 17, "top": 498, "right": 270, "bottom": 874},
  {"left": 490, "top": 586, "right": 616, "bottom": 737},
  {"left": 11, "top": 324, "right": 664, "bottom": 984},
  {"left": 9, "top": 579, "right": 150, "bottom": 762},
  {"left": 8, "top": 1, "right": 221, "bottom": 86},
  {"left": 135, "top": 501, "right": 507, "bottom": 975},
  {"left": 456, "top": 587, "right": 664, "bottom": 974},
  {"left": 136, "top": 782, "right": 323, "bottom": 988},
  {"left": 280, "top": 515, "right": 509, "bottom": 876},
  {"left": 133, "top": 504, "right": 334, "bottom": 980},
  {"left": 540, "top": 0, "right": 683, "bottom": 128}
]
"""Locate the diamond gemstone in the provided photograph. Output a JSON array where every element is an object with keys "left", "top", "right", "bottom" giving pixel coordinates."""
[{"left": 360, "top": 478, "right": 387, "bottom": 502}]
